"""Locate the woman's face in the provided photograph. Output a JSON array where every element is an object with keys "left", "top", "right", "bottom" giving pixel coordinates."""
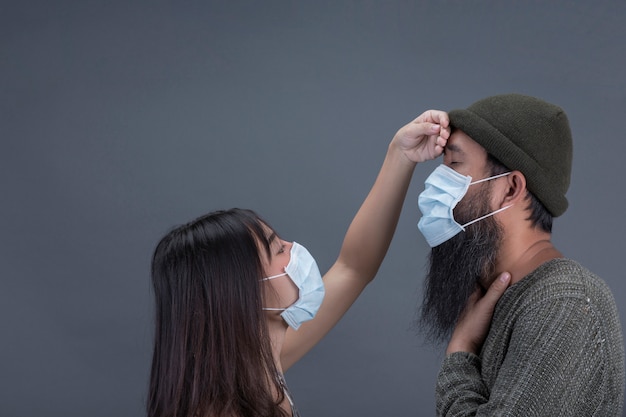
[{"left": 259, "top": 228, "right": 299, "bottom": 310}]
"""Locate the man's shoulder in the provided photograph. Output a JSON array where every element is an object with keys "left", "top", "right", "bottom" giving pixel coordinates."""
[
  {"left": 500, "top": 258, "right": 617, "bottom": 315},
  {"left": 526, "top": 258, "right": 612, "bottom": 296}
]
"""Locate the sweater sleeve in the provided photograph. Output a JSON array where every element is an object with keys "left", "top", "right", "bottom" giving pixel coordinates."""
[
  {"left": 436, "top": 352, "right": 488, "bottom": 416},
  {"left": 436, "top": 293, "right": 615, "bottom": 417}
]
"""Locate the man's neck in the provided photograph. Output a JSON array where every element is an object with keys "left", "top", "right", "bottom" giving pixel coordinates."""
[{"left": 496, "top": 231, "right": 563, "bottom": 285}]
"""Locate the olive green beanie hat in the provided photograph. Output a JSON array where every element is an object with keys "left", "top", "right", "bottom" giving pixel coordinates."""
[{"left": 448, "top": 93, "right": 573, "bottom": 217}]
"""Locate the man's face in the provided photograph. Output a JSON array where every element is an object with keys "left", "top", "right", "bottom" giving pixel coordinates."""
[
  {"left": 418, "top": 130, "right": 504, "bottom": 344},
  {"left": 442, "top": 129, "right": 491, "bottom": 198}
]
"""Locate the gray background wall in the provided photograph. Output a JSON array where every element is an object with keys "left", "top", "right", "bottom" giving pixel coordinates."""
[{"left": 2, "top": 1, "right": 625, "bottom": 416}]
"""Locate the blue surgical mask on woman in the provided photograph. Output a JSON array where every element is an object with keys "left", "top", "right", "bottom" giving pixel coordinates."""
[
  {"left": 261, "top": 242, "right": 325, "bottom": 330},
  {"left": 417, "top": 164, "right": 512, "bottom": 247}
]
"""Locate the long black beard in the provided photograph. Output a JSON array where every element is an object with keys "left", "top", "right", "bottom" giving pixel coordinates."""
[{"left": 418, "top": 185, "right": 503, "bottom": 345}]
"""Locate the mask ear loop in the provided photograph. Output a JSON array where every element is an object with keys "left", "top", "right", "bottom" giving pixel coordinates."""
[
  {"left": 261, "top": 272, "right": 290, "bottom": 311},
  {"left": 470, "top": 171, "right": 511, "bottom": 185},
  {"left": 261, "top": 245, "right": 295, "bottom": 310},
  {"left": 461, "top": 171, "right": 513, "bottom": 228},
  {"left": 461, "top": 204, "right": 513, "bottom": 229},
  {"left": 260, "top": 272, "right": 288, "bottom": 281}
]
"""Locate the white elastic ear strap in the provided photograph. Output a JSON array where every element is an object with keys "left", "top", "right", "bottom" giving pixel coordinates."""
[
  {"left": 261, "top": 272, "right": 289, "bottom": 310},
  {"left": 261, "top": 272, "right": 287, "bottom": 281},
  {"left": 461, "top": 205, "right": 512, "bottom": 228},
  {"left": 470, "top": 171, "right": 511, "bottom": 185}
]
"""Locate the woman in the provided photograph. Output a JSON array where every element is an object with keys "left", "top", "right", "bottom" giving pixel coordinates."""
[{"left": 147, "top": 110, "right": 451, "bottom": 417}]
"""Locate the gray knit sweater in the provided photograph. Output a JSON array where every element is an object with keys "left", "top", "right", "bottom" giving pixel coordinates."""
[{"left": 436, "top": 259, "right": 625, "bottom": 416}]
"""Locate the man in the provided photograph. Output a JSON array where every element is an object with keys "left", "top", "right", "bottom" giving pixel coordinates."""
[{"left": 416, "top": 94, "right": 625, "bottom": 416}]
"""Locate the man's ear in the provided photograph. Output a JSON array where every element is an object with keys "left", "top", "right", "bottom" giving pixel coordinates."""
[{"left": 499, "top": 170, "right": 527, "bottom": 208}]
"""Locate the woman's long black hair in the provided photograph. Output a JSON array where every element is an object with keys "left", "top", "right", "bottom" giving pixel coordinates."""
[{"left": 147, "top": 208, "right": 288, "bottom": 417}]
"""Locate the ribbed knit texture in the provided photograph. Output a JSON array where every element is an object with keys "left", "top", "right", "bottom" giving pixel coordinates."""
[{"left": 436, "top": 259, "right": 625, "bottom": 416}]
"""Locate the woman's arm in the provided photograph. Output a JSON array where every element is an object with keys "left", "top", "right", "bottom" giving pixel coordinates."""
[{"left": 281, "top": 110, "right": 450, "bottom": 369}]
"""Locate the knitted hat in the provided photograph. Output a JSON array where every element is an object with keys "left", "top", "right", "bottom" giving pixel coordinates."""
[{"left": 448, "top": 93, "right": 573, "bottom": 217}]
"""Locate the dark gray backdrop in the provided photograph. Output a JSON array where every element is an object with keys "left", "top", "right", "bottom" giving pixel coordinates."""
[{"left": 2, "top": 1, "right": 625, "bottom": 416}]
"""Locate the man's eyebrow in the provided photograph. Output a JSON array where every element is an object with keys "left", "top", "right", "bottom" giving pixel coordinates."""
[
  {"left": 445, "top": 143, "right": 464, "bottom": 154},
  {"left": 267, "top": 232, "right": 278, "bottom": 244}
]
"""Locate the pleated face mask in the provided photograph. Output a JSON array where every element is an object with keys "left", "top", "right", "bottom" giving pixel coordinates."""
[
  {"left": 261, "top": 242, "right": 325, "bottom": 330},
  {"left": 417, "top": 164, "right": 512, "bottom": 247}
]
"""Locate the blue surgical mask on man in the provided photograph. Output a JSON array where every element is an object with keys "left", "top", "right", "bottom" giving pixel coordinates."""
[
  {"left": 417, "top": 164, "right": 512, "bottom": 247},
  {"left": 261, "top": 242, "right": 325, "bottom": 330}
]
